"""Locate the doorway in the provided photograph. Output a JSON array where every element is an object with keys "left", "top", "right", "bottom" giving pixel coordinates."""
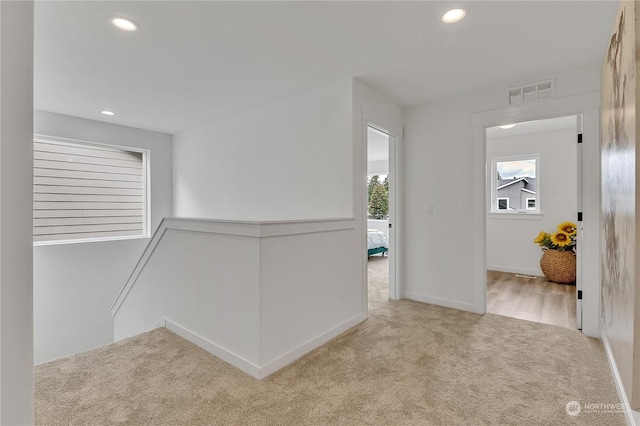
[
  {"left": 484, "top": 115, "right": 580, "bottom": 329},
  {"left": 366, "top": 125, "right": 391, "bottom": 306}
]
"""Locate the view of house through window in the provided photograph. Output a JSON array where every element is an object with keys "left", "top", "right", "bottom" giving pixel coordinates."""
[
  {"left": 492, "top": 156, "right": 538, "bottom": 213},
  {"left": 33, "top": 136, "right": 149, "bottom": 244}
]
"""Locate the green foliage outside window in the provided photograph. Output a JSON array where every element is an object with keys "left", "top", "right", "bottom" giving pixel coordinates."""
[{"left": 368, "top": 175, "right": 389, "bottom": 219}]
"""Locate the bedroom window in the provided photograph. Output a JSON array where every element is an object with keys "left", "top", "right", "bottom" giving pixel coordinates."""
[
  {"left": 33, "top": 135, "right": 149, "bottom": 245},
  {"left": 491, "top": 154, "right": 539, "bottom": 213}
]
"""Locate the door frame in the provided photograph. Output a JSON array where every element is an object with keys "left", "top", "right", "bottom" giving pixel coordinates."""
[
  {"left": 576, "top": 114, "right": 584, "bottom": 330},
  {"left": 361, "top": 112, "right": 403, "bottom": 304},
  {"left": 364, "top": 123, "right": 400, "bottom": 300},
  {"left": 471, "top": 91, "right": 601, "bottom": 337}
]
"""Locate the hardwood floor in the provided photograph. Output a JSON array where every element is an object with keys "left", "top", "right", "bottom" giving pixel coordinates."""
[{"left": 487, "top": 270, "right": 577, "bottom": 329}]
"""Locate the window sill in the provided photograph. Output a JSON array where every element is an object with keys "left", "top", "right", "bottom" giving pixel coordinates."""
[
  {"left": 33, "top": 234, "right": 150, "bottom": 247},
  {"left": 488, "top": 212, "right": 543, "bottom": 221}
]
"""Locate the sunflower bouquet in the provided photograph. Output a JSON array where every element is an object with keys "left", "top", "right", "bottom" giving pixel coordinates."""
[{"left": 534, "top": 222, "right": 577, "bottom": 252}]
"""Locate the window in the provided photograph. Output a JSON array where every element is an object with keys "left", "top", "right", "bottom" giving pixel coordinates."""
[
  {"left": 491, "top": 154, "right": 539, "bottom": 213},
  {"left": 33, "top": 136, "right": 149, "bottom": 244},
  {"left": 526, "top": 198, "right": 536, "bottom": 210},
  {"left": 497, "top": 198, "right": 509, "bottom": 210}
]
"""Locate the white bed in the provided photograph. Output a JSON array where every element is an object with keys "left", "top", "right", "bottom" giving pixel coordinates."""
[{"left": 367, "top": 229, "right": 388, "bottom": 256}]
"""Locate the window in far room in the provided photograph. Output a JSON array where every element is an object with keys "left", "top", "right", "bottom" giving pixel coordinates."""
[
  {"left": 33, "top": 135, "right": 149, "bottom": 245},
  {"left": 491, "top": 155, "right": 539, "bottom": 213}
]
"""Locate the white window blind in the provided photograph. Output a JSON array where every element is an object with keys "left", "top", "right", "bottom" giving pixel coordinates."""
[{"left": 33, "top": 137, "right": 148, "bottom": 244}]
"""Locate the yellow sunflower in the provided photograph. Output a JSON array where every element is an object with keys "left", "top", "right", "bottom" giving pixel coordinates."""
[
  {"left": 533, "top": 231, "right": 547, "bottom": 244},
  {"left": 558, "top": 221, "right": 577, "bottom": 235},
  {"left": 550, "top": 231, "right": 572, "bottom": 247}
]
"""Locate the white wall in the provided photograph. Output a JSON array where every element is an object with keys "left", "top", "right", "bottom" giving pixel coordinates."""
[
  {"left": 173, "top": 79, "right": 353, "bottom": 221},
  {"left": 402, "top": 67, "right": 600, "bottom": 312},
  {"left": 259, "top": 224, "right": 361, "bottom": 368},
  {"left": 115, "top": 225, "right": 262, "bottom": 366},
  {"left": 486, "top": 128, "right": 577, "bottom": 276},
  {"left": 171, "top": 77, "right": 401, "bottom": 339},
  {"left": 0, "top": 2, "right": 34, "bottom": 423},
  {"left": 113, "top": 218, "right": 361, "bottom": 379},
  {"left": 352, "top": 79, "right": 403, "bottom": 301},
  {"left": 33, "top": 111, "right": 172, "bottom": 364},
  {"left": 600, "top": 1, "right": 640, "bottom": 415}
]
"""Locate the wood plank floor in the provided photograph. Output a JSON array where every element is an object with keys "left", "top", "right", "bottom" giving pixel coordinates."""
[{"left": 487, "top": 270, "right": 577, "bottom": 329}]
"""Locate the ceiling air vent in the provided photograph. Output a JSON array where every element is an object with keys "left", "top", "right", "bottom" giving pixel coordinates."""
[{"left": 508, "top": 79, "right": 555, "bottom": 106}]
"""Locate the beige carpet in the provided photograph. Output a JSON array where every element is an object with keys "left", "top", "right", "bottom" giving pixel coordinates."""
[{"left": 35, "top": 257, "right": 624, "bottom": 425}]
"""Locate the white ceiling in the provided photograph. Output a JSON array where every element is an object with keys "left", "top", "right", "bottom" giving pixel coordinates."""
[
  {"left": 34, "top": 1, "right": 619, "bottom": 135},
  {"left": 486, "top": 115, "right": 578, "bottom": 139}
]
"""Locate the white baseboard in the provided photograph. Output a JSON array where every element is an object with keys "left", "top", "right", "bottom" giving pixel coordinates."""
[
  {"left": 164, "top": 319, "right": 261, "bottom": 378},
  {"left": 258, "top": 312, "right": 367, "bottom": 379},
  {"left": 152, "top": 317, "right": 166, "bottom": 329},
  {"left": 601, "top": 323, "right": 639, "bottom": 425},
  {"left": 164, "top": 313, "right": 367, "bottom": 380},
  {"left": 404, "top": 292, "right": 476, "bottom": 313},
  {"left": 486, "top": 264, "right": 543, "bottom": 277}
]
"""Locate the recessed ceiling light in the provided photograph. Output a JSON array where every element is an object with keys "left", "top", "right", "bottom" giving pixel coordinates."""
[
  {"left": 101, "top": 110, "right": 115, "bottom": 116},
  {"left": 441, "top": 8, "right": 467, "bottom": 24},
  {"left": 499, "top": 124, "right": 517, "bottom": 130},
  {"left": 110, "top": 17, "right": 139, "bottom": 32}
]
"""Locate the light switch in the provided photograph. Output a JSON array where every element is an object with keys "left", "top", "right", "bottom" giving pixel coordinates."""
[{"left": 427, "top": 204, "right": 434, "bottom": 215}]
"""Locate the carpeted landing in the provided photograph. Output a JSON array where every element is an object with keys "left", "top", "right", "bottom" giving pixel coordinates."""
[{"left": 36, "top": 257, "right": 624, "bottom": 425}]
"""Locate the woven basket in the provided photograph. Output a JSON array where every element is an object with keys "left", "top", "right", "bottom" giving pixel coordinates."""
[{"left": 540, "top": 249, "right": 576, "bottom": 284}]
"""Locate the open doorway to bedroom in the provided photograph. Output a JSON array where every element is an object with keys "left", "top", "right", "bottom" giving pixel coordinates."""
[
  {"left": 485, "top": 115, "right": 579, "bottom": 329},
  {"left": 367, "top": 125, "right": 390, "bottom": 304}
]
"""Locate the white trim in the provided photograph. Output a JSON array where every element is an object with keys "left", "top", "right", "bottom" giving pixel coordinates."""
[
  {"left": 360, "top": 102, "right": 404, "bottom": 303},
  {"left": 33, "top": 234, "right": 149, "bottom": 247},
  {"left": 34, "top": 133, "right": 145, "bottom": 154},
  {"left": 522, "top": 188, "right": 536, "bottom": 195},
  {"left": 360, "top": 119, "right": 369, "bottom": 318},
  {"left": 165, "top": 319, "right": 261, "bottom": 378},
  {"left": 258, "top": 313, "right": 366, "bottom": 379},
  {"left": 601, "top": 324, "right": 640, "bottom": 425},
  {"left": 486, "top": 264, "right": 542, "bottom": 277},
  {"left": 491, "top": 154, "right": 539, "bottom": 213},
  {"left": 164, "top": 313, "right": 366, "bottom": 380},
  {"left": 163, "top": 216, "right": 354, "bottom": 238},
  {"left": 152, "top": 318, "right": 166, "bottom": 329},
  {"left": 32, "top": 134, "right": 151, "bottom": 245},
  {"left": 111, "top": 217, "right": 356, "bottom": 316},
  {"left": 472, "top": 92, "right": 601, "bottom": 127},
  {"left": 497, "top": 177, "right": 529, "bottom": 190},
  {"left": 363, "top": 120, "right": 403, "bottom": 301},
  {"left": 580, "top": 107, "right": 601, "bottom": 337},
  {"left": 472, "top": 125, "right": 488, "bottom": 314},
  {"left": 110, "top": 222, "right": 168, "bottom": 315},
  {"left": 404, "top": 292, "right": 478, "bottom": 313},
  {"left": 388, "top": 132, "right": 403, "bottom": 300},
  {"left": 488, "top": 212, "right": 543, "bottom": 220},
  {"left": 473, "top": 91, "right": 601, "bottom": 336},
  {"left": 362, "top": 106, "right": 403, "bottom": 138}
]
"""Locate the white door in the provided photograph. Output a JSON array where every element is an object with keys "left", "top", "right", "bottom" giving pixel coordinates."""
[
  {"left": 366, "top": 124, "right": 399, "bottom": 299},
  {"left": 388, "top": 132, "right": 398, "bottom": 299},
  {"left": 575, "top": 115, "right": 584, "bottom": 330}
]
